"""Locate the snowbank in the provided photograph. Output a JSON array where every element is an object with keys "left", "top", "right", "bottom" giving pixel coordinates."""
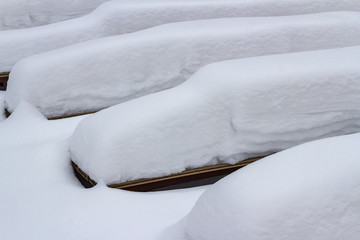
[
  {"left": 164, "top": 133, "right": 360, "bottom": 240},
  {"left": 0, "top": 0, "right": 108, "bottom": 30},
  {"left": 2, "top": 0, "right": 360, "bottom": 73},
  {"left": 70, "top": 46, "right": 360, "bottom": 185},
  {"left": 7, "top": 12, "right": 360, "bottom": 118}
]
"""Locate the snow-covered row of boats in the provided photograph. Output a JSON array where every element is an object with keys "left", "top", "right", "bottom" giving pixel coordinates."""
[{"left": 2, "top": 0, "right": 360, "bottom": 190}]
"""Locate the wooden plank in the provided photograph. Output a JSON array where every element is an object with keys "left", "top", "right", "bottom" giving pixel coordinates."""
[
  {"left": 48, "top": 111, "right": 98, "bottom": 120},
  {"left": 0, "top": 72, "right": 9, "bottom": 91},
  {"left": 5, "top": 108, "right": 98, "bottom": 120},
  {"left": 72, "top": 156, "right": 264, "bottom": 192}
]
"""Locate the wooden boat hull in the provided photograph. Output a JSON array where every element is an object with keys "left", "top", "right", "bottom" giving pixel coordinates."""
[
  {"left": 71, "top": 157, "right": 263, "bottom": 192},
  {"left": 0, "top": 72, "right": 9, "bottom": 91}
]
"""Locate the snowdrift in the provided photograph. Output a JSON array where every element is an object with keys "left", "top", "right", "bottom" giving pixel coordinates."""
[
  {"left": 7, "top": 12, "right": 360, "bottom": 118},
  {"left": 164, "top": 133, "right": 360, "bottom": 240},
  {"left": 70, "top": 46, "right": 360, "bottom": 185},
  {"left": 2, "top": 0, "right": 360, "bottom": 72}
]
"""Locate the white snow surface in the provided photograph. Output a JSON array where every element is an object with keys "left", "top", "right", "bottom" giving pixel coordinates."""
[
  {"left": 0, "top": 0, "right": 109, "bottom": 30},
  {"left": 163, "top": 133, "right": 360, "bottom": 240},
  {"left": 2, "top": 0, "right": 360, "bottom": 73},
  {"left": 7, "top": 11, "right": 360, "bottom": 118},
  {"left": 70, "top": 46, "right": 360, "bottom": 185},
  {"left": 0, "top": 102, "right": 205, "bottom": 240}
]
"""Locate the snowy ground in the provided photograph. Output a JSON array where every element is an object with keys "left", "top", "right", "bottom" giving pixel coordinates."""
[{"left": 0, "top": 103, "right": 206, "bottom": 240}]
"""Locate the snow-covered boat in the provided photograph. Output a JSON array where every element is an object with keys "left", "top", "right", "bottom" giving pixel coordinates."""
[{"left": 70, "top": 46, "right": 360, "bottom": 190}]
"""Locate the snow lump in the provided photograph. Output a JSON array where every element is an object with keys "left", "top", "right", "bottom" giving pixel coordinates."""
[
  {"left": 162, "top": 133, "right": 360, "bottom": 240},
  {"left": 6, "top": 11, "right": 360, "bottom": 118},
  {"left": 70, "top": 46, "right": 360, "bottom": 185}
]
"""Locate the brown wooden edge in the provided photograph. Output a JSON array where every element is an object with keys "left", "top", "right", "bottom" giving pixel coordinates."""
[
  {"left": 72, "top": 156, "right": 264, "bottom": 192},
  {"left": 48, "top": 111, "right": 98, "bottom": 120},
  {"left": 5, "top": 108, "right": 98, "bottom": 120},
  {"left": 0, "top": 72, "right": 9, "bottom": 91},
  {"left": 5, "top": 108, "right": 11, "bottom": 118},
  {"left": 72, "top": 162, "right": 97, "bottom": 188}
]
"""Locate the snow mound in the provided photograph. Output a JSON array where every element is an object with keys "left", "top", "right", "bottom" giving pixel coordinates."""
[
  {"left": 2, "top": 0, "right": 360, "bottom": 73},
  {"left": 7, "top": 11, "right": 360, "bottom": 118},
  {"left": 6, "top": 101, "right": 46, "bottom": 123},
  {"left": 0, "top": 0, "right": 109, "bottom": 30},
  {"left": 165, "top": 133, "right": 360, "bottom": 240},
  {"left": 70, "top": 46, "right": 360, "bottom": 185}
]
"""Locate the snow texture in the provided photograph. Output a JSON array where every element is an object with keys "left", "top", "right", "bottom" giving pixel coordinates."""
[
  {"left": 6, "top": 11, "right": 360, "bottom": 118},
  {"left": 70, "top": 46, "right": 360, "bottom": 185},
  {"left": 2, "top": 0, "right": 360, "bottom": 72},
  {"left": 163, "top": 133, "right": 360, "bottom": 240},
  {"left": 0, "top": 102, "right": 205, "bottom": 240},
  {"left": 0, "top": 0, "right": 108, "bottom": 30}
]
